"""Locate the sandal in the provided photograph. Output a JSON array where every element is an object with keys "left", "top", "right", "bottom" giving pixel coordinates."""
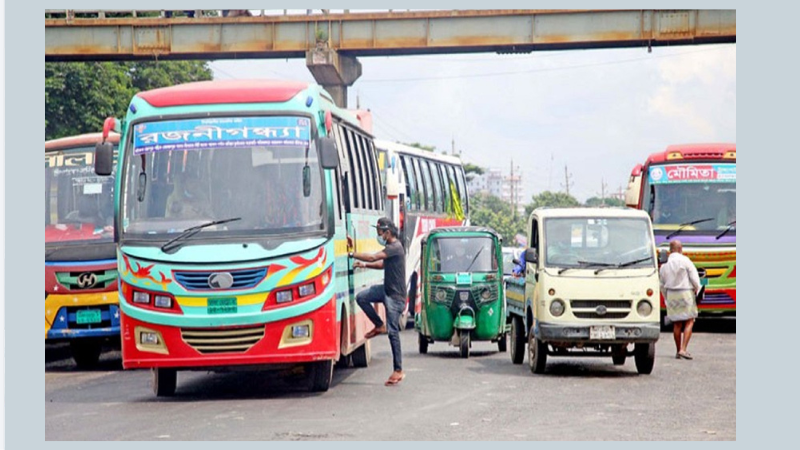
[
  {"left": 678, "top": 352, "right": 693, "bottom": 360},
  {"left": 364, "top": 326, "right": 386, "bottom": 339},
  {"left": 385, "top": 373, "right": 405, "bottom": 386}
]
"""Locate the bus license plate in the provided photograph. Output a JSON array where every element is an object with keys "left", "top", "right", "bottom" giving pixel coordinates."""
[
  {"left": 590, "top": 325, "right": 615, "bottom": 340},
  {"left": 208, "top": 298, "right": 237, "bottom": 315},
  {"left": 76, "top": 309, "right": 102, "bottom": 324}
]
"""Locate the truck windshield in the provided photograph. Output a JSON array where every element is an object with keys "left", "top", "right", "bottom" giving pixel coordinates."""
[
  {"left": 120, "top": 116, "right": 326, "bottom": 241},
  {"left": 544, "top": 218, "right": 654, "bottom": 269},
  {"left": 45, "top": 146, "right": 115, "bottom": 245},
  {"left": 430, "top": 236, "right": 496, "bottom": 273}
]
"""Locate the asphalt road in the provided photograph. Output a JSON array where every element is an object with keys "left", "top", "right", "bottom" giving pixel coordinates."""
[{"left": 45, "top": 318, "right": 735, "bottom": 441}]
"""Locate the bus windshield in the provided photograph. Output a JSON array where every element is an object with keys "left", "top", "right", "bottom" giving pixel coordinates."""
[
  {"left": 644, "top": 162, "right": 736, "bottom": 232},
  {"left": 121, "top": 116, "right": 326, "bottom": 241},
  {"left": 544, "top": 218, "right": 654, "bottom": 269},
  {"left": 430, "top": 237, "right": 497, "bottom": 273},
  {"left": 45, "top": 146, "right": 115, "bottom": 245}
]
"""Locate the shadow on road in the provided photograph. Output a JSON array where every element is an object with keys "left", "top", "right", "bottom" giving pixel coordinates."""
[
  {"left": 692, "top": 317, "right": 736, "bottom": 334},
  {"left": 45, "top": 343, "right": 123, "bottom": 372}
]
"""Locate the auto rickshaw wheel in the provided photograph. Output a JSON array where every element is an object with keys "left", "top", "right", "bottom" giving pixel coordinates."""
[
  {"left": 459, "top": 330, "right": 470, "bottom": 359},
  {"left": 418, "top": 333, "right": 428, "bottom": 354},
  {"left": 153, "top": 368, "right": 177, "bottom": 397},
  {"left": 497, "top": 334, "right": 507, "bottom": 352},
  {"left": 528, "top": 327, "right": 547, "bottom": 374},
  {"left": 510, "top": 316, "right": 525, "bottom": 364}
]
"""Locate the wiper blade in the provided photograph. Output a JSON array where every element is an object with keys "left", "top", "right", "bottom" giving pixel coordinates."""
[
  {"left": 716, "top": 220, "right": 737, "bottom": 240},
  {"left": 160, "top": 217, "right": 241, "bottom": 254},
  {"left": 617, "top": 257, "right": 653, "bottom": 268},
  {"left": 664, "top": 217, "right": 715, "bottom": 240},
  {"left": 556, "top": 260, "right": 613, "bottom": 275},
  {"left": 465, "top": 245, "right": 486, "bottom": 272}
]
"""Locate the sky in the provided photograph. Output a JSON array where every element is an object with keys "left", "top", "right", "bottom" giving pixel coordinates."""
[{"left": 210, "top": 11, "right": 736, "bottom": 204}]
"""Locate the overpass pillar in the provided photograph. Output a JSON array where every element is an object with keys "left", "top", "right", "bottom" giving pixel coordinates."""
[{"left": 306, "top": 46, "right": 362, "bottom": 108}]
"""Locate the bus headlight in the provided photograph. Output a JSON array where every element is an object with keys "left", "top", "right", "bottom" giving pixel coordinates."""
[
  {"left": 154, "top": 295, "right": 172, "bottom": 309},
  {"left": 298, "top": 283, "right": 316, "bottom": 298},
  {"left": 637, "top": 300, "right": 653, "bottom": 317},
  {"left": 276, "top": 290, "right": 293, "bottom": 304},
  {"left": 133, "top": 291, "right": 150, "bottom": 304},
  {"left": 550, "top": 299, "right": 565, "bottom": 317}
]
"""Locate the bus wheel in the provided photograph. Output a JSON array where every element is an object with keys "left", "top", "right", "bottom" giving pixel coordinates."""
[
  {"left": 497, "top": 334, "right": 508, "bottom": 353},
  {"left": 528, "top": 327, "right": 547, "bottom": 374},
  {"left": 459, "top": 330, "right": 470, "bottom": 359},
  {"left": 612, "top": 344, "right": 627, "bottom": 365},
  {"left": 510, "top": 316, "right": 525, "bottom": 365},
  {"left": 351, "top": 340, "right": 371, "bottom": 368},
  {"left": 153, "top": 368, "right": 177, "bottom": 397},
  {"left": 70, "top": 340, "right": 102, "bottom": 369},
  {"left": 310, "top": 360, "right": 333, "bottom": 392},
  {"left": 418, "top": 333, "right": 429, "bottom": 354},
  {"left": 634, "top": 343, "right": 656, "bottom": 375}
]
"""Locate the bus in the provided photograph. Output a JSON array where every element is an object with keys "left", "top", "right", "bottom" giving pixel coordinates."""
[
  {"left": 373, "top": 139, "right": 470, "bottom": 327},
  {"left": 46, "top": 132, "right": 120, "bottom": 367},
  {"left": 94, "top": 80, "right": 386, "bottom": 395},
  {"left": 625, "top": 143, "right": 736, "bottom": 325}
]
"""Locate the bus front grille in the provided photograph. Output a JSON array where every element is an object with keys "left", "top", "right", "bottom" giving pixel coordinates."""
[{"left": 181, "top": 325, "right": 265, "bottom": 354}]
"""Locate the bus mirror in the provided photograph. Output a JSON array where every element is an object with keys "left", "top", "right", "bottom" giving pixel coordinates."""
[
  {"left": 524, "top": 247, "right": 538, "bottom": 264},
  {"left": 658, "top": 249, "right": 669, "bottom": 264},
  {"left": 94, "top": 142, "right": 114, "bottom": 176},
  {"left": 319, "top": 137, "right": 339, "bottom": 169},
  {"left": 302, "top": 165, "right": 312, "bottom": 198}
]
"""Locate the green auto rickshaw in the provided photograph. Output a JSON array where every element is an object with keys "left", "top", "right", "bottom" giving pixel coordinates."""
[{"left": 416, "top": 227, "right": 507, "bottom": 358}]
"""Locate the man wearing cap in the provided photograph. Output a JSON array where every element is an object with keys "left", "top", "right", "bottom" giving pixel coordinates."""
[{"left": 347, "top": 217, "right": 406, "bottom": 386}]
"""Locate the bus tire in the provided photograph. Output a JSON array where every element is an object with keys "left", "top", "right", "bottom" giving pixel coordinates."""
[
  {"left": 70, "top": 340, "right": 102, "bottom": 369},
  {"left": 528, "top": 328, "right": 547, "bottom": 374},
  {"left": 510, "top": 316, "right": 525, "bottom": 364},
  {"left": 310, "top": 360, "right": 333, "bottom": 392},
  {"left": 634, "top": 343, "right": 656, "bottom": 375},
  {"left": 153, "top": 368, "right": 177, "bottom": 397},
  {"left": 351, "top": 340, "right": 371, "bottom": 368}
]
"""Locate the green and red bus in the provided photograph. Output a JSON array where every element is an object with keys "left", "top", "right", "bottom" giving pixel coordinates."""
[
  {"left": 625, "top": 143, "right": 736, "bottom": 325},
  {"left": 95, "top": 80, "right": 388, "bottom": 395}
]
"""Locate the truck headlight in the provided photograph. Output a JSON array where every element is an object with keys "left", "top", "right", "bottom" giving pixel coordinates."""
[
  {"left": 637, "top": 300, "right": 653, "bottom": 317},
  {"left": 550, "top": 299, "right": 565, "bottom": 317}
]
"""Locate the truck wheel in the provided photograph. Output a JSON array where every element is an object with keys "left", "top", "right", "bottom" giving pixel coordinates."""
[
  {"left": 459, "top": 330, "right": 470, "bottom": 359},
  {"left": 418, "top": 333, "right": 429, "bottom": 354},
  {"left": 351, "top": 340, "right": 371, "bottom": 368},
  {"left": 528, "top": 327, "right": 547, "bottom": 374},
  {"left": 310, "top": 360, "right": 333, "bottom": 392},
  {"left": 153, "top": 368, "right": 177, "bottom": 397},
  {"left": 612, "top": 344, "right": 627, "bottom": 365},
  {"left": 510, "top": 316, "right": 525, "bottom": 364},
  {"left": 70, "top": 340, "right": 102, "bottom": 369},
  {"left": 497, "top": 334, "right": 507, "bottom": 353},
  {"left": 634, "top": 343, "right": 656, "bottom": 375}
]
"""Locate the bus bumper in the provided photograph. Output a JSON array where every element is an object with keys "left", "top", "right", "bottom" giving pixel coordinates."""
[
  {"left": 45, "top": 293, "right": 121, "bottom": 341},
  {"left": 120, "top": 297, "right": 339, "bottom": 370}
]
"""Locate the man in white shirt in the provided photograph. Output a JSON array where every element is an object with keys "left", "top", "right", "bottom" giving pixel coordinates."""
[{"left": 659, "top": 240, "right": 701, "bottom": 360}]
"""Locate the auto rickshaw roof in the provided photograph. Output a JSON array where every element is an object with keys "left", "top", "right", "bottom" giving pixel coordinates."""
[{"left": 425, "top": 226, "right": 502, "bottom": 240}]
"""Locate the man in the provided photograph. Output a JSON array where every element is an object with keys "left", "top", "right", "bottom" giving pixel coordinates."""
[
  {"left": 166, "top": 175, "right": 211, "bottom": 220},
  {"left": 659, "top": 240, "right": 701, "bottom": 360},
  {"left": 348, "top": 217, "right": 406, "bottom": 386}
]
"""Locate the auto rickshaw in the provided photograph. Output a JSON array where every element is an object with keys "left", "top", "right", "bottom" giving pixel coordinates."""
[{"left": 416, "top": 227, "right": 507, "bottom": 358}]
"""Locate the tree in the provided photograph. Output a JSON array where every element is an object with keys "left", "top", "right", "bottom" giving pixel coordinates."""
[
  {"left": 469, "top": 193, "right": 526, "bottom": 245},
  {"left": 463, "top": 163, "right": 485, "bottom": 182},
  {"left": 46, "top": 61, "right": 213, "bottom": 140},
  {"left": 524, "top": 191, "right": 581, "bottom": 217},
  {"left": 584, "top": 196, "right": 625, "bottom": 208}
]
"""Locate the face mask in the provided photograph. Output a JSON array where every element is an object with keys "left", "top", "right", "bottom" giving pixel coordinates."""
[{"left": 377, "top": 232, "right": 387, "bottom": 246}]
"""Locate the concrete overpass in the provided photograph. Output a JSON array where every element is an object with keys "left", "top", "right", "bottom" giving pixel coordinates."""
[{"left": 45, "top": 9, "right": 736, "bottom": 106}]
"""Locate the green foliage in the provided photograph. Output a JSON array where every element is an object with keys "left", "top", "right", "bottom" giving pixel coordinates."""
[
  {"left": 584, "top": 196, "right": 625, "bottom": 208},
  {"left": 469, "top": 193, "right": 526, "bottom": 245},
  {"left": 524, "top": 191, "right": 581, "bottom": 217},
  {"left": 45, "top": 61, "right": 213, "bottom": 140},
  {"left": 463, "top": 163, "right": 484, "bottom": 176}
]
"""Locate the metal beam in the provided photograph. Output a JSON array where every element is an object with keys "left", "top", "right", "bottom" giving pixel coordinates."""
[{"left": 45, "top": 9, "right": 735, "bottom": 61}]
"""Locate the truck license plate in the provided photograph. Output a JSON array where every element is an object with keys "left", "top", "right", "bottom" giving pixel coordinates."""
[{"left": 590, "top": 325, "right": 615, "bottom": 340}]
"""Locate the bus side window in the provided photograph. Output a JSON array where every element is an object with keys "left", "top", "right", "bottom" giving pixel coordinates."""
[
  {"left": 444, "top": 164, "right": 456, "bottom": 214},
  {"left": 428, "top": 160, "right": 443, "bottom": 213},
  {"left": 456, "top": 167, "right": 469, "bottom": 216},
  {"left": 368, "top": 140, "right": 384, "bottom": 211},
  {"left": 400, "top": 155, "right": 416, "bottom": 211},
  {"left": 343, "top": 128, "right": 364, "bottom": 210},
  {"left": 332, "top": 123, "right": 353, "bottom": 213},
  {"left": 361, "top": 136, "right": 380, "bottom": 211},
  {"left": 410, "top": 157, "right": 423, "bottom": 211},
  {"left": 414, "top": 158, "right": 430, "bottom": 212},
  {"left": 355, "top": 134, "right": 373, "bottom": 210}
]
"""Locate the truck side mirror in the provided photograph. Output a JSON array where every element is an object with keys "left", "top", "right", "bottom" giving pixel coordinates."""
[
  {"left": 318, "top": 137, "right": 339, "bottom": 169},
  {"left": 95, "top": 142, "right": 114, "bottom": 176},
  {"left": 658, "top": 249, "right": 669, "bottom": 264},
  {"left": 524, "top": 247, "right": 538, "bottom": 264}
]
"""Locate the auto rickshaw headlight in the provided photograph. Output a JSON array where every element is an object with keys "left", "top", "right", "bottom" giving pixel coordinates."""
[
  {"left": 435, "top": 289, "right": 447, "bottom": 302},
  {"left": 637, "top": 300, "right": 653, "bottom": 317},
  {"left": 481, "top": 288, "right": 492, "bottom": 301},
  {"left": 549, "top": 299, "right": 565, "bottom": 317}
]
